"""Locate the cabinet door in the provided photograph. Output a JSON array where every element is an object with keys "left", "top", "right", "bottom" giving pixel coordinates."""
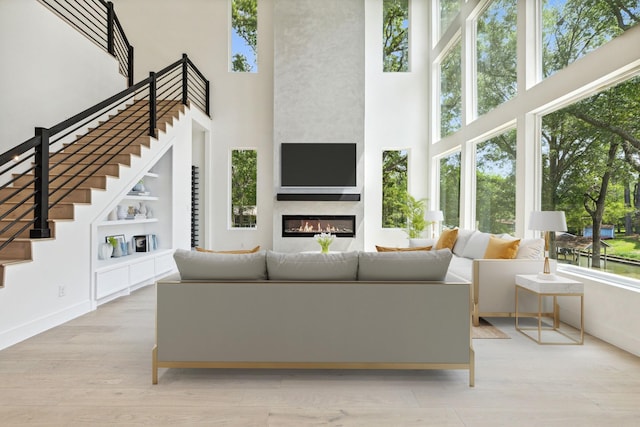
[
  {"left": 129, "top": 259, "right": 155, "bottom": 285},
  {"left": 96, "top": 266, "right": 129, "bottom": 299}
]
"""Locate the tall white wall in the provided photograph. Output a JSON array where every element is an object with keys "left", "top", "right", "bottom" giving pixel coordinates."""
[
  {"left": 111, "top": 0, "right": 274, "bottom": 252},
  {"left": 0, "top": 0, "right": 125, "bottom": 151},
  {"left": 363, "top": 0, "right": 430, "bottom": 250}
]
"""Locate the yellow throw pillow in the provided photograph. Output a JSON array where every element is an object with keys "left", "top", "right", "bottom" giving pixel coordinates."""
[
  {"left": 195, "top": 245, "right": 261, "bottom": 254},
  {"left": 435, "top": 228, "right": 458, "bottom": 250},
  {"left": 483, "top": 236, "right": 520, "bottom": 259},
  {"left": 375, "top": 245, "right": 432, "bottom": 252}
]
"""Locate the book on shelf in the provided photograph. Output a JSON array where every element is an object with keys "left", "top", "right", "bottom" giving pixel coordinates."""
[{"left": 127, "top": 191, "right": 151, "bottom": 196}]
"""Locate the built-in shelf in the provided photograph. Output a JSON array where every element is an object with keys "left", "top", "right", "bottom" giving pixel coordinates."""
[
  {"left": 276, "top": 193, "right": 361, "bottom": 201},
  {"left": 97, "top": 218, "right": 159, "bottom": 226}
]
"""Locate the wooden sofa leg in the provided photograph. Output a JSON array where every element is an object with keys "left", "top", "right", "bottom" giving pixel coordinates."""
[
  {"left": 152, "top": 345, "right": 158, "bottom": 385},
  {"left": 472, "top": 304, "right": 480, "bottom": 327}
]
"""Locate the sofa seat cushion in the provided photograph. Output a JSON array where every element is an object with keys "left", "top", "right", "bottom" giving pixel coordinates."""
[
  {"left": 358, "top": 249, "right": 453, "bottom": 281},
  {"left": 266, "top": 251, "right": 359, "bottom": 281},
  {"left": 173, "top": 249, "right": 267, "bottom": 280},
  {"left": 448, "top": 255, "right": 473, "bottom": 282}
]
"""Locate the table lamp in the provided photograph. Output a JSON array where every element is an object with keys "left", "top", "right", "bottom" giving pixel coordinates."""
[
  {"left": 424, "top": 210, "right": 444, "bottom": 239},
  {"left": 528, "top": 211, "right": 567, "bottom": 280}
]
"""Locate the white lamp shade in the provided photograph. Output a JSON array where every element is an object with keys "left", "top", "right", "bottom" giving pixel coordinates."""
[
  {"left": 528, "top": 211, "right": 567, "bottom": 232},
  {"left": 424, "top": 210, "right": 444, "bottom": 221}
]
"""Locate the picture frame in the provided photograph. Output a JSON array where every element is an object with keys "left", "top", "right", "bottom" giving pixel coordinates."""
[
  {"left": 133, "top": 235, "right": 149, "bottom": 253},
  {"left": 105, "top": 234, "right": 126, "bottom": 247}
]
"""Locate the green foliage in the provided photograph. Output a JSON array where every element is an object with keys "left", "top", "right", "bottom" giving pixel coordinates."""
[
  {"left": 439, "top": 0, "right": 460, "bottom": 35},
  {"left": 382, "top": 150, "right": 408, "bottom": 228},
  {"left": 440, "top": 41, "right": 462, "bottom": 137},
  {"left": 231, "top": 0, "right": 257, "bottom": 72},
  {"left": 539, "top": 1, "right": 640, "bottom": 266},
  {"left": 476, "top": 0, "right": 517, "bottom": 115},
  {"left": 231, "top": 149, "right": 257, "bottom": 228},
  {"left": 108, "top": 236, "right": 117, "bottom": 248},
  {"left": 440, "top": 153, "right": 460, "bottom": 228},
  {"left": 475, "top": 130, "right": 516, "bottom": 235},
  {"left": 382, "top": 0, "right": 409, "bottom": 72},
  {"left": 402, "top": 194, "right": 427, "bottom": 238}
]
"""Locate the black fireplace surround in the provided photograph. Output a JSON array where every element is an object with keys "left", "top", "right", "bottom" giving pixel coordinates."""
[{"left": 282, "top": 215, "right": 355, "bottom": 237}]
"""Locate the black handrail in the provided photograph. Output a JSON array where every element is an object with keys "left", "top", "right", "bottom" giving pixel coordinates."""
[
  {"left": 0, "top": 55, "right": 210, "bottom": 252},
  {"left": 39, "top": 0, "right": 134, "bottom": 86}
]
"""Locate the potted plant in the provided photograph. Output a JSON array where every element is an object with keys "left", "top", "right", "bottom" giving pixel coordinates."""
[{"left": 402, "top": 193, "right": 427, "bottom": 239}]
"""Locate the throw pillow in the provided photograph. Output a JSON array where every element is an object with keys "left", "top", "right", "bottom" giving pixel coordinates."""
[
  {"left": 195, "top": 245, "right": 260, "bottom": 254},
  {"left": 375, "top": 245, "right": 432, "bottom": 252},
  {"left": 452, "top": 229, "right": 476, "bottom": 256},
  {"left": 435, "top": 228, "right": 458, "bottom": 250},
  {"left": 358, "top": 249, "right": 453, "bottom": 281},
  {"left": 484, "top": 235, "right": 521, "bottom": 259},
  {"left": 266, "top": 251, "right": 359, "bottom": 281},
  {"left": 461, "top": 231, "right": 492, "bottom": 259},
  {"left": 173, "top": 248, "right": 267, "bottom": 280},
  {"left": 516, "top": 238, "right": 545, "bottom": 259}
]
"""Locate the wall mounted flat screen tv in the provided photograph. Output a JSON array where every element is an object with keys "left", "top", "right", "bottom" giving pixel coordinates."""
[{"left": 281, "top": 143, "right": 356, "bottom": 187}]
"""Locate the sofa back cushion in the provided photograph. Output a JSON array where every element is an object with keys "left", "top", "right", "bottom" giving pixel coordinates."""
[
  {"left": 173, "top": 249, "right": 267, "bottom": 280},
  {"left": 266, "top": 251, "right": 359, "bottom": 281},
  {"left": 358, "top": 249, "right": 452, "bottom": 281}
]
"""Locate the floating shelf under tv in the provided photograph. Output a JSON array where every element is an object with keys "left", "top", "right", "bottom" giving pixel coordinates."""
[{"left": 276, "top": 193, "right": 361, "bottom": 202}]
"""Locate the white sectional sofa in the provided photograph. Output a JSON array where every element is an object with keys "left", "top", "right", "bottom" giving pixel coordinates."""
[
  {"left": 153, "top": 249, "right": 475, "bottom": 386},
  {"left": 410, "top": 229, "right": 548, "bottom": 326}
]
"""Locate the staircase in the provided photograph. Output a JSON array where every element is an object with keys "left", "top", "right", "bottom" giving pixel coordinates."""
[{"left": 0, "top": 99, "right": 185, "bottom": 287}]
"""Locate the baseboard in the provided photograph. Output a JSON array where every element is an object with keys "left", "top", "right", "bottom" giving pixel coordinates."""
[{"left": 0, "top": 300, "right": 93, "bottom": 351}]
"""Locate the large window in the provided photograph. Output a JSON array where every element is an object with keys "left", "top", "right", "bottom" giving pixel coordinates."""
[
  {"left": 383, "top": 0, "right": 409, "bottom": 72},
  {"left": 439, "top": 152, "right": 461, "bottom": 229},
  {"left": 476, "top": 0, "right": 517, "bottom": 116},
  {"left": 231, "top": 0, "right": 257, "bottom": 72},
  {"left": 475, "top": 130, "right": 516, "bottom": 235},
  {"left": 542, "top": 76, "right": 640, "bottom": 278},
  {"left": 440, "top": 40, "right": 462, "bottom": 137},
  {"left": 382, "top": 149, "right": 408, "bottom": 228},
  {"left": 543, "top": 0, "right": 639, "bottom": 78},
  {"left": 231, "top": 149, "right": 257, "bottom": 228}
]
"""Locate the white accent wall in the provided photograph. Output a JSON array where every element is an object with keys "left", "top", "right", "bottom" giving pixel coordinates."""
[{"left": 0, "top": 0, "right": 126, "bottom": 151}]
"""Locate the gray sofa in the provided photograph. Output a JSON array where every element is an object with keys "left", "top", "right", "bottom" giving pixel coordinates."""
[
  {"left": 153, "top": 249, "right": 475, "bottom": 386},
  {"left": 410, "top": 229, "right": 548, "bottom": 326}
]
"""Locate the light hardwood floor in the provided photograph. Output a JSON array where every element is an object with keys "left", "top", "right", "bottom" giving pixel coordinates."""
[{"left": 1, "top": 285, "right": 639, "bottom": 426}]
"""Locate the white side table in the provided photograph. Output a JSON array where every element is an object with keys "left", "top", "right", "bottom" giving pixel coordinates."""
[{"left": 515, "top": 274, "right": 584, "bottom": 345}]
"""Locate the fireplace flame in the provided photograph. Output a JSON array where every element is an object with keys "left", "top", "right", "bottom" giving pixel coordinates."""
[{"left": 296, "top": 221, "right": 339, "bottom": 233}]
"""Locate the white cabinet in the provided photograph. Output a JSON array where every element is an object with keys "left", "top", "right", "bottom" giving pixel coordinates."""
[{"left": 92, "top": 150, "right": 176, "bottom": 304}]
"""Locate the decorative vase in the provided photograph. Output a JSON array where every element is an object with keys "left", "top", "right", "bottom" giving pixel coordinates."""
[
  {"left": 108, "top": 207, "right": 118, "bottom": 221},
  {"left": 120, "top": 242, "right": 128, "bottom": 256},
  {"left": 138, "top": 202, "right": 147, "bottom": 217},
  {"left": 112, "top": 242, "right": 123, "bottom": 257},
  {"left": 146, "top": 208, "right": 153, "bottom": 219},
  {"left": 116, "top": 205, "right": 127, "bottom": 220},
  {"left": 132, "top": 181, "right": 145, "bottom": 192},
  {"left": 98, "top": 243, "right": 113, "bottom": 260}
]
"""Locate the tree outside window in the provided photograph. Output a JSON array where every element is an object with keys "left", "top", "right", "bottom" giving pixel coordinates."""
[
  {"left": 475, "top": 130, "right": 516, "bottom": 235},
  {"left": 231, "top": 0, "right": 257, "bottom": 72},
  {"left": 440, "top": 40, "right": 462, "bottom": 137},
  {"left": 543, "top": 0, "right": 639, "bottom": 78},
  {"left": 382, "top": 150, "right": 408, "bottom": 228},
  {"left": 383, "top": 0, "right": 409, "bottom": 72},
  {"left": 439, "top": 152, "right": 460, "bottom": 229},
  {"left": 541, "top": 0, "right": 640, "bottom": 275},
  {"left": 477, "top": 0, "right": 517, "bottom": 116},
  {"left": 231, "top": 149, "right": 257, "bottom": 228},
  {"left": 440, "top": 0, "right": 459, "bottom": 37}
]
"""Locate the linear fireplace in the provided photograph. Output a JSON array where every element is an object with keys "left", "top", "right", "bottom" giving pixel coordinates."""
[{"left": 282, "top": 215, "right": 356, "bottom": 237}]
